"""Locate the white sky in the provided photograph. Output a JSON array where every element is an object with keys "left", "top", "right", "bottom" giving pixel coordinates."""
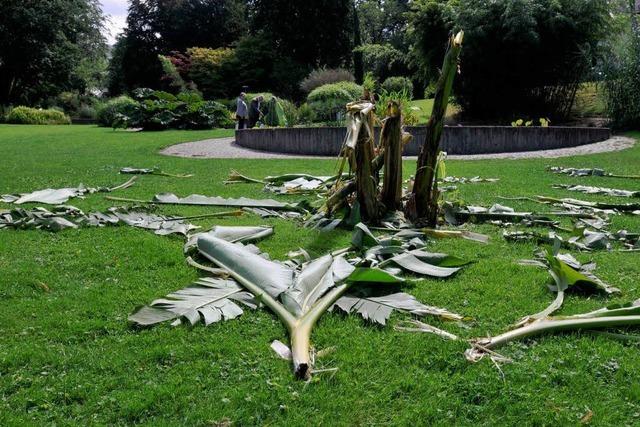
[{"left": 100, "top": 0, "right": 128, "bottom": 45}]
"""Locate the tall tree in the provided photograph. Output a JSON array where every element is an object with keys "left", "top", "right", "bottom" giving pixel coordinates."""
[
  {"left": 356, "top": 0, "right": 410, "bottom": 49},
  {"left": 111, "top": 0, "right": 247, "bottom": 94},
  {"left": 409, "top": 0, "right": 612, "bottom": 119},
  {"left": 0, "top": 0, "right": 107, "bottom": 105},
  {"left": 251, "top": 0, "right": 354, "bottom": 96}
]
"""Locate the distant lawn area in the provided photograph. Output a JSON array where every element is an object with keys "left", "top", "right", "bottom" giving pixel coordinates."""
[
  {"left": 2, "top": 124, "right": 640, "bottom": 425},
  {"left": 410, "top": 98, "right": 460, "bottom": 124}
]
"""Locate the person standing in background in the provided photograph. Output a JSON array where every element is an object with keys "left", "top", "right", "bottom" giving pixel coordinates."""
[
  {"left": 235, "top": 92, "right": 248, "bottom": 129},
  {"left": 248, "top": 95, "right": 264, "bottom": 128}
]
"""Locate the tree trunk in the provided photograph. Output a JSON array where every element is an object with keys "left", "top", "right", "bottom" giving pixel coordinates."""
[
  {"left": 354, "top": 109, "right": 379, "bottom": 222},
  {"left": 380, "top": 101, "right": 403, "bottom": 211},
  {"left": 407, "top": 32, "right": 464, "bottom": 226}
]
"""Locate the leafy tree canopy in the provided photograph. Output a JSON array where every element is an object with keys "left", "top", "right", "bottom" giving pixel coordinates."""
[
  {"left": 408, "top": 0, "right": 613, "bottom": 119},
  {"left": 0, "top": 0, "right": 107, "bottom": 105}
]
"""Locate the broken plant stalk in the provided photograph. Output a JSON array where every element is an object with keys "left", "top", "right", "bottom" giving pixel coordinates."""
[
  {"left": 408, "top": 31, "right": 463, "bottom": 226},
  {"left": 380, "top": 101, "right": 403, "bottom": 211}
]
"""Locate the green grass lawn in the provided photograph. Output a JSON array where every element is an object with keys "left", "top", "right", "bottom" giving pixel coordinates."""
[
  {"left": 2, "top": 124, "right": 640, "bottom": 425},
  {"left": 410, "top": 98, "right": 460, "bottom": 124}
]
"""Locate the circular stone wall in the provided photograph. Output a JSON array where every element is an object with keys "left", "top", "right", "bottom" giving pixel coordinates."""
[{"left": 235, "top": 126, "right": 611, "bottom": 156}]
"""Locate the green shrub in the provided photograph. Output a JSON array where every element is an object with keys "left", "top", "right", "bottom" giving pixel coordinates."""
[
  {"left": 5, "top": 106, "right": 71, "bottom": 125},
  {"left": 115, "top": 89, "right": 234, "bottom": 131},
  {"left": 96, "top": 96, "right": 139, "bottom": 127},
  {"left": 279, "top": 99, "right": 298, "bottom": 127},
  {"left": 381, "top": 77, "right": 414, "bottom": 99},
  {"left": 307, "top": 82, "right": 363, "bottom": 122},
  {"left": 376, "top": 88, "right": 419, "bottom": 126},
  {"left": 297, "top": 103, "right": 316, "bottom": 125}
]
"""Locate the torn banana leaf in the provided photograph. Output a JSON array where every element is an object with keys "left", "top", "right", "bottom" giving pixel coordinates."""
[
  {"left": 129, "top": 277, "right": 257, "bottom": 327},
  {"left": 553, "top": 184, "right": 639, "bottom": 198},
  {"left": 1, "top": 177, "right": 137, "bottom": 205},
  {"left": 548, "top": 166, "right": 640, "bottom": 179},
  {"left": 443, "top": 202, "right": 546, "bottom": 226},
  {"left": 539, "top": 247, "right": 619, "bottom": 300},
  {"left": 184, "top": 225, "right": 274, "bottom": 255},
  {"left": 504, "top": 229, "right": 611, "bottom": 251},
  {"left": 198, "top": 235, "right": 294, "bottom": 299},
  {"left": 265, "top": 177, "right": 327, "bottom": 194},
  {"left": 0, "top": 205, "right": 199, "bottom": 237},
  {"left": 441, "top": 176, "right": 499, "bottom": 184},
  {"left": 242, "top": 207, "right": 303, "bottom": 219},
  {"left": 332, "top": 288, "right": 463, "bottom": 326},
  {"left": 120, "top": 167, "right": 193, "bottom": 178},
  {"left": 351, "top": 223, "right": 470, "bottom": 279},
  {"left": 150, "top": 193, "right": 309, "bottom": 212},
  {"left": 536, "top": 196, "right": 640, "bottom": 213}
]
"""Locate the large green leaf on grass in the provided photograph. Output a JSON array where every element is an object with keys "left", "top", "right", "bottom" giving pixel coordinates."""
[
  {"left": 197, "top": 235, "right": 294, "bottom": 298},
  {"left": 281, "top": 256, "right": 356, "bottom": 316},
  {"left": 129, "top": 277, "right": 257, "bottom": 327}
]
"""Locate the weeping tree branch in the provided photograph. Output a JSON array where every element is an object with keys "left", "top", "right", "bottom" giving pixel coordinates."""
[{"left": 407, "top": 31, "right": 464, "bottom": 226}]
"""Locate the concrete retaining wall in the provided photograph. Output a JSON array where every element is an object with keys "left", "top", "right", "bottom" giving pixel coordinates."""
[{"left": 235, "top": 126, "right": 611, "bottom": 156}]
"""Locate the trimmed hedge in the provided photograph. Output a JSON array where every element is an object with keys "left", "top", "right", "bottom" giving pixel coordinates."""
[{"left": 5, "top": 106, "right": 71, "bottom": 125}]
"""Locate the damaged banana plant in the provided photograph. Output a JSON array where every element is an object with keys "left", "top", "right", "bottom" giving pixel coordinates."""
[
  {"left": 315, "top": 32, "right": 464, "bottom": 229},
  {"left": 130, "top": 224, "right": 467, "bottom": 379}
]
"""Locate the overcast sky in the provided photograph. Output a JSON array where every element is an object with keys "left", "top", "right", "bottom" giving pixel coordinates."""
[{"left": 100, "top": 0, "right": 128, "bottom": 45}]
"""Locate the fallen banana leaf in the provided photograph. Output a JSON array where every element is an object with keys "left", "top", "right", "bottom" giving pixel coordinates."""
[
  {"left": 129, "top": 277, "right": 257, "bottom": 327},
  {"left": 535, "top": 196, "right": 640, "bottom": 213},
  {"left": 548, "top": 166, "right": 640, "bottom": 179},
  {"left": 1, "top": 177, "right": 137, "bottom": 205},
  {"left": 442, "top": 202, "right": 593, "bottom": 226},
  {"left": 553, "top": 184, "right": 639, "bottom": 198},
  {"left": 106, "top": 194, "right": 310, "bottom": 212},
  {"left": 466, "top": 312, "right": 640, "bottom": 363},
  {"left": 184, "top": 225, "right": 273, "bottom": 255},
  {"left": 332, "top": 288, "right": 464, "bottom": 325},
  {"left": 188, "top": 234, "right": 465, "bottom": 379},
  {"left": 120, "top": 167, "right": 193, "bottom": 178},
  {"left": 0, "top": 205, "right": 241, "bottom": 237},
  {"left": 516, "top": 243, "right": 619, "bottom": 327},
  {"left": 441, "top": 176, "right": 499, "bottom": 184},
  {"left": 504, "top": 229, "right": 612, "bottom": 251},
  {"left": 242, "top": 207, "right": 303, "bottom": 219}
]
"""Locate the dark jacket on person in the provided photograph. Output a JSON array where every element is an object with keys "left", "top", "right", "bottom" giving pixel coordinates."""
[{"left": 248, "top": 99, "right": 262, "bottom": 128}]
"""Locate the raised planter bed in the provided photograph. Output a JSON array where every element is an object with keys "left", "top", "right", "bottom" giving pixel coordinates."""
[{"left": 235, "top": 126, "right": 611, "bottom": 156}]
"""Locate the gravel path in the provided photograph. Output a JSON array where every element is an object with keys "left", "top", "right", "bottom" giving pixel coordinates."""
[{"left": 160, "top": 135, "right": 636, "bottom": 160}]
